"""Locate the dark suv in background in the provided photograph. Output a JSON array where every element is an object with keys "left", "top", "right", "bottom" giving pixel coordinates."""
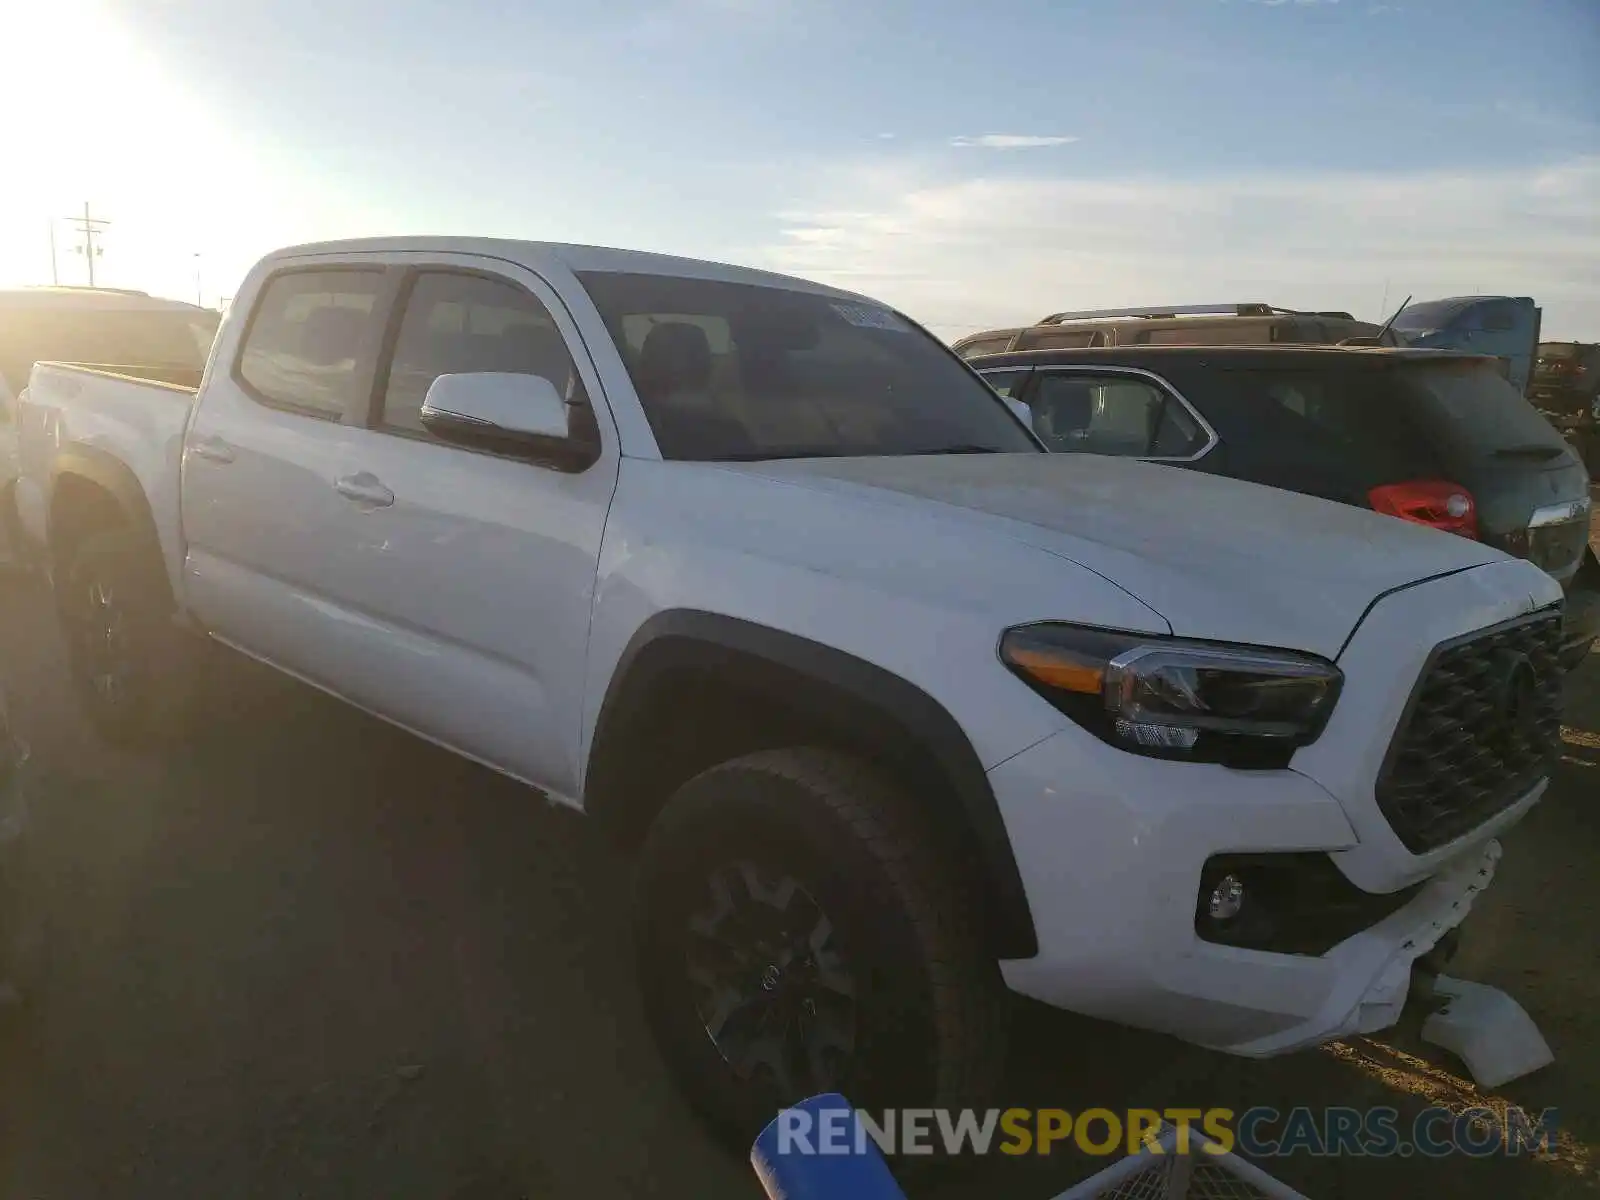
[
  {"left": 1530, "top": 342, "right": 1600, "bottom": 476},
  {"left": 970, "top": 344, "right": 1599, "bottom": 667}
]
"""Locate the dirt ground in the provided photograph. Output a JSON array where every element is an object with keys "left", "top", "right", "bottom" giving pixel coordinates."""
[{"left": 1, "top": 550, "right": 1597, "bottom": 1199}]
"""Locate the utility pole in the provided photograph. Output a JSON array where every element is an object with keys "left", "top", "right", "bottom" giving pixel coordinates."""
[
  {"left": 193, "top": 252, "right": 203, "bottom": 307},
  {"left": 63, "top": 202, "right": 110, "bottom": 286},
  {"left": 48, "top": 219, "right": 59, "bottom": 285}
]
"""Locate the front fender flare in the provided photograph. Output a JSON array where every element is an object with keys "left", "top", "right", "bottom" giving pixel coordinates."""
[{"left": 588, "top": 610, "right": 1038, "bottom": 959}]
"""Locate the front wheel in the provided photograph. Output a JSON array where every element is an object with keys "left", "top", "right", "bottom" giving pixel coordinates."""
[{"left": 633, "top": 747, "right": 1007, "bottom": 1151}]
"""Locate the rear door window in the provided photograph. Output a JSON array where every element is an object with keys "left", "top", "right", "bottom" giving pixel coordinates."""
[
  {"left": 379, "top": 271, "right": 586, "bottom": 437},
  {"left": 976, "top": 368, "right": 1030, "bottom": 398},
  {"left": 1029, "top": 372, "right": 1205, "bottom": 457},
  {"left": 1150, "top": 398, "right": 1206, "bottom": 457},
  {"left": 238, "top": 270, "right": 384, "bottom": 418}
]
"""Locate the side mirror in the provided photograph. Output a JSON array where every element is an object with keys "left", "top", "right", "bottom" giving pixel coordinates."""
[{"left": 420, "top": 372, "right": 595, "bottom": 469}]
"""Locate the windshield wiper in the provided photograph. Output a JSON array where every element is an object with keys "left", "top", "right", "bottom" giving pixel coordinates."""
[
  {"left": 907, "top": 444, "right": 1009, "bottom": 455},
  {"left": 1492, "top": 444, "right": 1565, "bottom": 460}
]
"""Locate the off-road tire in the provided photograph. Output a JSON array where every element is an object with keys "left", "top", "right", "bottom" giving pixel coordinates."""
[
  {"left": 56, "top": 529, "right": 197, "bottom": 747},
  {"left": 633, "top": 746, "right": 1008, "bottom": 1152}
]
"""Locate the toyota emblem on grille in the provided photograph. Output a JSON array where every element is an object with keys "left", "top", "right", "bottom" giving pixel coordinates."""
[{"left": 1491, "top": 650, "right": 1541, "bottom": 742}]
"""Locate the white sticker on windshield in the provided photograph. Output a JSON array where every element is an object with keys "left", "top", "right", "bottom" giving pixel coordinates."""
[{"left": 831, "top": 302, "right": 910, "bottom": 332}]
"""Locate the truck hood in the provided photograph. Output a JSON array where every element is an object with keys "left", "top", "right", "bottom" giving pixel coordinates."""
[{"left": 721, "top": 454, "right": 1511, "bottom": 659}]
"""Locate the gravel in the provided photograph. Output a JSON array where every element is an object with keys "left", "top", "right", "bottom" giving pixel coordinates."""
[{"left": 1, "top": 568, "right": 1596, "bottom": 1199}]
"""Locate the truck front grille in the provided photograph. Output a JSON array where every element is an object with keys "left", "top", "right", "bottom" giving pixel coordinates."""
[{"left": 1376, "top": 607, "right": 1563, "bottom": 853}]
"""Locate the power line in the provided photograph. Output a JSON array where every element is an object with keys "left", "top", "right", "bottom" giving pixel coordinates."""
[{"left": 61, "top": 202, "right": 110, "bottom": 286}]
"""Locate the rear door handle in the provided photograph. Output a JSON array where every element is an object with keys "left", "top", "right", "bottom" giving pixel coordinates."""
[
  {"left": 189, "top": 435, "right": 235, "bottom": 464},
  {"left": 334, "top": 472, "right": 394, "bottom": 509}
]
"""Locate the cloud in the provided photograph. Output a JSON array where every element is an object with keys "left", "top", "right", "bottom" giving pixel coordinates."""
[
  {"left": 625, "top": 0, "right": 804, "bottom": 45},
  {"left": 949, "top": 134, "right": 1080, "bottom": 149},
  {"left": 755, "top": 156, "right": 1600, "bottom": 341}
]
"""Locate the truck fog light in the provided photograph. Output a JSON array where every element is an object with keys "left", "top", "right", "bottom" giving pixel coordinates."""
[
  {"left": 1113, "top": 718, "right": 1199, "bottom": 750},
  {"left": 1207, "top": 874, "right": 1245, "bottom": 922}
]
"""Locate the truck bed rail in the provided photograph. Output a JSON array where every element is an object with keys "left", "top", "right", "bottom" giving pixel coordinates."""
[{"left": 33, "top": 361, "right": 201, "bottom": 395}]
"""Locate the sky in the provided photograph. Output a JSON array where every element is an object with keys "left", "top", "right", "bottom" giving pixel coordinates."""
[{"left": 0, "top": 0, "right": 1596, "bottom": 338}]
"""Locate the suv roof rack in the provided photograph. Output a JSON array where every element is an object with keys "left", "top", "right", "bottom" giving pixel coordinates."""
[{"left": 1035, "top": 303, "right": 1355, "bottom": 324}]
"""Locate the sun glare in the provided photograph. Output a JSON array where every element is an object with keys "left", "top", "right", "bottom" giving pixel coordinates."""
[{"left": 0, "top": 0, "right": 243, "bottom": 296}]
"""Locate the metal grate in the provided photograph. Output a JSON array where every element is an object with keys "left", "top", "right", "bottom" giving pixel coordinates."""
[
  {"left": 1376, "top": 607, "right": 1564, "bottom": 853},
  {"left": 1053, "top": 1127, "right": 1310, "bottom": 1199},
  {"left": 1087, "top": 1158, "right": 1177, "bottom": 1199},
  {"left": 1084, "top": 1160, "right": 1280, "bottom": 1200}
]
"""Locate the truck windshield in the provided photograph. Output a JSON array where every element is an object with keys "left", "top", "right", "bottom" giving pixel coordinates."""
[
  {"left": 0, "top": 307, "right": 219, "bottom": 392},
  {"left": 1392, "top": 299, "right": 1471, "bottom": 334},
  {"left": 576, "top": 271, "right": 1039, "bottom": 461}
]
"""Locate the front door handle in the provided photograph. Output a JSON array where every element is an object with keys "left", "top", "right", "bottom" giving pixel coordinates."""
[
  {"left": 334, "top": 472, "right": 394, "bottom": 509},
  {"left": 189, "top": 435, "right": 235, "bottom": 464}
]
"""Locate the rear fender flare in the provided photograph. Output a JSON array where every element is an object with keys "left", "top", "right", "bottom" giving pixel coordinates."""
[{"left": 47, "top": 446, "right": 168, "bottom": 593}]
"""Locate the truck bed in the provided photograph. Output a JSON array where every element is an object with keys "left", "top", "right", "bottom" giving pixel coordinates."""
[
  {"left": 37, "top": 361, "right": 204, "bottom": 394},
  {"left": 14, "top": 361, "right": 198, "bottom": 586}
]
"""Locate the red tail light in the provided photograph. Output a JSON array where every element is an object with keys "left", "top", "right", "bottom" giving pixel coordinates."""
[{"left": 1368, "top": 480, "right": 1479, "bottom": 539}]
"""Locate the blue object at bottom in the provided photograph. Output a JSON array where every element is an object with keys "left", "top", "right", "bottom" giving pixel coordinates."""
[{"left": 751, "top": 1093, "right": 907, "bottom": 1200}]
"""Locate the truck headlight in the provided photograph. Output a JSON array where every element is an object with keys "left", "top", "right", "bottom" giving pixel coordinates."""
[{"left": 999, "top": 623, "right": 1343, "bottom": 767}]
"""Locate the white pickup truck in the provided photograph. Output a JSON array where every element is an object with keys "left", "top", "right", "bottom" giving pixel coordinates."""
[{"left": 15, "top": 238, "right": 1565, "bottom": 1142}]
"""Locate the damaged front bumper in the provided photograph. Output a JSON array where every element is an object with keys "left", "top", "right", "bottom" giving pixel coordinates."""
[{"left": 1213, "top": 841, "right": 1499, "bottom": 1058}]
